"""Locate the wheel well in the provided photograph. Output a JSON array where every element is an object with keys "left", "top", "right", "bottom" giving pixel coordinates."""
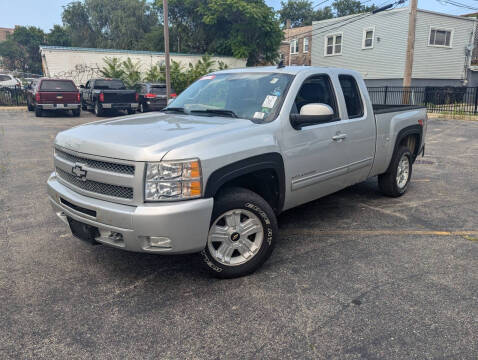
[
  {"left": 399, "top": 133, "right": 420, "bottom": 159},
  {"left": 215, "top": 169, "right": 281, "bottom": 214}
]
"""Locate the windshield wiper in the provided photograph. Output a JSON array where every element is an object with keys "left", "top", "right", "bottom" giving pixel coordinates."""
[
  {"left": 190, "top": 109, "right": 238, "bottom": 118},
  {"left": 161, "top": 107, "right": 185, "bottom": 113}
]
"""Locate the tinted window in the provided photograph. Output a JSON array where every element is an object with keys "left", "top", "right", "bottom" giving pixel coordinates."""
[
  {"left": 292, "top": 74, "right": 338, "bottom": 115},
  {"left": 150, "top": 86, "right": 166, "bottom": 95},
  {"left": 94, "top": 80, "right": 126, "bottom": 90},
  {"left": 339, "top": 75, "right": 364, "bottom": 118},
  {"left": 40, "top": 80, "right": 77, "bottom": 92},
  {"left": 0, "top": 75, "right": 11, "bottom": 81}
]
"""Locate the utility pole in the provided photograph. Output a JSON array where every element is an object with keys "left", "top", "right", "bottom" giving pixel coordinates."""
[
  {"left": 163, "top": 0, "right": 171, "bottom": 99},
  {"left": 403, "top": 0, "right": 417, "bottom": 93}
]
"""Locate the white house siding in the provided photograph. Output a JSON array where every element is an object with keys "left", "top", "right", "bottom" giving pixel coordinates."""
[
  {"left": 311, "top": 9, "right": 409, "bottom": 80},
  {"left": 40, "top": 46, "right": 247, "bottom": 85},
  {"left": 412, "top": 10, "right": 475, "bottom": 80}
]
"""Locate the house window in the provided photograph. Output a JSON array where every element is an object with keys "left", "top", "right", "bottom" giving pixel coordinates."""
[
  {"left": 325, "top": 34, "right": 342, "bottom": 56},
  {"left": 362, "top": 27, "right": 374, "bottom": 49},
  {"left": 303, "top": 37, "right": 309, "bottom": 53},
  {"left": 290, "top": 39, "right": 299, "bottom": 54},
  {"left": 429, "top": 28, "right": 453, "bottom": 47}
]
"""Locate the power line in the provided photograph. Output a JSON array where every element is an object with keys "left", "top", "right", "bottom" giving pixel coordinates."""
[
  {"left": 284, "top": 0, "right": 405, "bottom": 42},
  {"left": 437, "top": 0, "right": 478, "bottom": 10}
]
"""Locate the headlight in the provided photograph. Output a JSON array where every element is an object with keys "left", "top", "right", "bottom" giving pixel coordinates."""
[{"left": 144, "top": 159, "right": 202, "bottom": 201}]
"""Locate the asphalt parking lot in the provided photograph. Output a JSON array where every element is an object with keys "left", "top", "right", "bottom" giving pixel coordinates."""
[{"left": 1, "top": 109, "right": 477, "bottom": 359}]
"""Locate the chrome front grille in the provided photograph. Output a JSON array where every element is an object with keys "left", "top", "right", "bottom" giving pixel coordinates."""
[
  {"left": 55, "top": 148, "right": 135, "bottom": 175},
  {"left": 56, "top": 168, "right": 134, "bottom": 199}
]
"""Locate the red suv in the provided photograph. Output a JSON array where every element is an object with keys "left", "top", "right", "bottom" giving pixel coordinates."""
[{"left": 27, "top": 78, "right": 81, "bottom": 117}]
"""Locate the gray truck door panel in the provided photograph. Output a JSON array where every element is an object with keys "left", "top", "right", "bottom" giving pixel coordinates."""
[{"left": 281, "top": 74, "right": 352, "bottom": 210}]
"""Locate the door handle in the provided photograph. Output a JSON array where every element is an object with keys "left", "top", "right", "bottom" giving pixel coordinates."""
[{"left": 332, "top": 133, "right": 347, "bottom": 141}]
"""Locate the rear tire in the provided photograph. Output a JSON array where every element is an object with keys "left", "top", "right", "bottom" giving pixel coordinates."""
[
  {"left": 34, "top": 106, "right": 42, "bottom": 117},
  {"left": 72, "top": 108, "right": 81, "bottom": 117},
  {"left": 94, "top": 101, "right": 103, "bottom": 117},
  {"left": 139, "top": 103, "right": 147, "bottom": 113},
  {"left": 378, "top": 146, "right": 412, "bottom": 197},
  {"left": 199, "top": 187, "right": 277, "bottom": 278},
  {"left": 127, "top": 108, "right": 135, "bottom": 115}
]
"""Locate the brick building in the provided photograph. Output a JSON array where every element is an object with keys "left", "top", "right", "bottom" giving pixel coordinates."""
[
  {"left": 0, "top": 27, "right": 14, "bottom": 42},
  {"left": 280, "top": 24, "right": 312, "bottom": 66}
]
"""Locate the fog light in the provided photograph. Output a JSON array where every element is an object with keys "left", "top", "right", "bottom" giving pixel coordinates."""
[
  {"left": 109, "top": 232, "right": 123, "bottom": 243},
  {"left": 149, "top": 236, "right": 172, "bottom": 248}
]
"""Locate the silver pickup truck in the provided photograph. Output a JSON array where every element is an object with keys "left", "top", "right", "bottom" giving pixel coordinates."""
[{"left": 48, "top": 66, "right": 427, "bottom": 278}]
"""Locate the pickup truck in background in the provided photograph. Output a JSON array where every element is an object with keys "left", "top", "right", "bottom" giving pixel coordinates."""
[
  {"left": 26, "top": 78, "right": 81, "bottom": 117},
  {"left": 80, "top": 78, "right": 138, "bottom": 117},
  {"left": 48, "top": 66, "right": 427, "bottom": 278}
]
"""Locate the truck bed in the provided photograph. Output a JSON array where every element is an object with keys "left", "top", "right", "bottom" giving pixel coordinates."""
[{"left": 373, "top": 104, "right": 426, "bottom": 114}]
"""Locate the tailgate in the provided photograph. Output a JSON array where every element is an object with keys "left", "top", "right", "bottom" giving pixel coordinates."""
[
  {"left": 103, "top": 91, "right": 136, "bottom": 103},
  {"left": 39, "top": 91, "right": 79, "bottom": 104}
]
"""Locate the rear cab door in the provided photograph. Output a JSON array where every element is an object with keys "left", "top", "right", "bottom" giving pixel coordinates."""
[{"left": 333, "top": 71, "right": 375, "bottom": 184}]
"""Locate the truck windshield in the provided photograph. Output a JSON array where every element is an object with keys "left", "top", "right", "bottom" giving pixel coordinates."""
[
  {"left": 94, "top": 80, "right": 126, "bottom": 90},
  {"left": 165, "top": 72, "right": 293, "bottom": 122}
]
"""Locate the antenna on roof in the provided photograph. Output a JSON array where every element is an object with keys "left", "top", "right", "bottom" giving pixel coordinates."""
[{"left": 277, "top": 59, "right": 285, "bottom": 69}]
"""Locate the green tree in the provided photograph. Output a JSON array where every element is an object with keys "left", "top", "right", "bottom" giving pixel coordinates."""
[
  {"left": 278, "top": 0, "right": 315, "bottom": 27},
  {"left": 143, "top": 63, "right": 165, "bottom": 82},
  {"left": 99, "top": 57, "right": 125, "bottom": 78},
  {"left": 121, "top": 57, "right": 142, "bottom": 87},
  {"left": 62, "top": 0, "right": 158, "bottom": 50},
  {"left": 0, "top": 26, "right": 45, "bottom": 74},
  {"left": 313, "top": 6, "right": 334, "bottom": 21},
  {"left": 155, "top": 0, "right": 282, "bottom": 65},
  {"left": 62, "top": 1, "right": 96, "bottom": 47},
  {"left": 332, "top": 0, "right": 376, "bottom": 17},
  {"left": 46, "top": 25, "right": 72, "bottom": 47}
]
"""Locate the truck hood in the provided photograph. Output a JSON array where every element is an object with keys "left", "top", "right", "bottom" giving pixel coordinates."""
[{"left": 55, "top": 112, "right": 254, "bottom": 161}]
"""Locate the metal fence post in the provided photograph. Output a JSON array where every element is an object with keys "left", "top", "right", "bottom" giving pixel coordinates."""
[{"left": 384, "top": 86, "right": 388, "bottom": 105}]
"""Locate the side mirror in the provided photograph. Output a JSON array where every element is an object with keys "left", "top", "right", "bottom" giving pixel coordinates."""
[
  {"left": 79, "top": 85, "right": 85, "bottom": 89},
  {"left": 290, "top": 103, "right": 336, "bottom": 130}
]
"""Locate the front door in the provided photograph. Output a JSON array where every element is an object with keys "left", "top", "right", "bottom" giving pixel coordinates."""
[{"left": 281, "top": 73, "right": 351, "bottom": 210}]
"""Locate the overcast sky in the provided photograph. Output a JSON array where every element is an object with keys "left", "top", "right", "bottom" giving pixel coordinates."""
[{"left": 0, "top": 0, "right": 472, "bottom": 32}]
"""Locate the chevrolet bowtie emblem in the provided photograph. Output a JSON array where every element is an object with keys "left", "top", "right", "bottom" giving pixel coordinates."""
[{"left": 72, "top": 163, "right": 87, "bottom": 181}]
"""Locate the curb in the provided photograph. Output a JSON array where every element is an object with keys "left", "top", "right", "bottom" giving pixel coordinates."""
[{"left": 0, "top": 106, "right": 27, "bottom": 111}]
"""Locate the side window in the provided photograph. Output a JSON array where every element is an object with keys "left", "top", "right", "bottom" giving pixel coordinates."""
[
  {"left": 85, "top": 81, "right": 90, "bottom": 89},
  {"left": 338, "top": 75, "right": 364, "bottom": 119},
  {"left": 292, "top": 74, "right": 338, "bottom": 116}
]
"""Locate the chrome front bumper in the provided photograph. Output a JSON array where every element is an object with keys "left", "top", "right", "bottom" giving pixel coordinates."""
[
  {"left": 101, "top": 103, "right": 138, "bottom": 109},
  {"left": 47, "top": 173, "right": 213, "bottom": 254}
]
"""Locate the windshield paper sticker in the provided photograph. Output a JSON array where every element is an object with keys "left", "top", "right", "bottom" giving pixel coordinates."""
[
  {"left": 262, "top": 95, "right": 277, "bottom": 108},
  {"left": 253, "top": 112, "right": 265, "bottom": 120},
  {"left": 270, "top": 78, "right": 279, "bottom": 84},
  {"left": 199, "top": 75, "right": 216, "bottom": 80}
]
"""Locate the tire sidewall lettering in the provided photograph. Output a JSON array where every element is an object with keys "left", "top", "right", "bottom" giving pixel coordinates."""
[{"left": 244, "top": 202, "right": 273, "bottom": 245}]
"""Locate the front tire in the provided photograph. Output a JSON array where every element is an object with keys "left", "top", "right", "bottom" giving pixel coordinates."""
[
  {"left": 378, "top": 146, "right": 412, "bottom": 197},
  {"left": 200, "top": 187, "right": 277, "bottom": 278},
  {"left": 34, "top": 106, "right": 42, "bottom": 117}
]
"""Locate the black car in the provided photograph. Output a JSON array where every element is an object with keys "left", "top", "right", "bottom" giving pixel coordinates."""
[{"left": 136, "top": 83, "right": 176, "bottom": 112}]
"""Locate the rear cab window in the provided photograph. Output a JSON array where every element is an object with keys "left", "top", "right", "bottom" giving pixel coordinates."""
[
  {"left": 338, "top": 75, "right": 364, "bottom": 119},
  {"left": 40, "top": 80, "right": 77, "bottom": 92},
  {"left": 94, "top": 80, "right": 126, "bottom": 90}
]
